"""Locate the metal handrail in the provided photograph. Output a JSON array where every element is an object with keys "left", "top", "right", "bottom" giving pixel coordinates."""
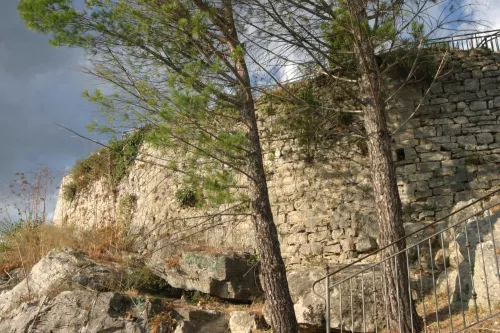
[
  {"left": 314, "top": 187, "right": 500, "bottom": 332},
  {"left": 426, "top": 29, "right": 500, "bottom": 42},
  {"left": 424, "top": 29, "right": 500, "bottom": 52},
  {"left": 329, "top": 201, "right": 499, "bottom": 288},
  {"left": 312, "top": 187, "right": 500, "bottom": 288}
]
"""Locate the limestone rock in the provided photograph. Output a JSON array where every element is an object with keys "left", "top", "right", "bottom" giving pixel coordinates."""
[
  {"left": 0, "top": 290, "right": 151, "bottom": 333},
  {"left": 229, "top": 311, "right": 262, "bottom": 333},
  {"left": 0, "top": 268, "right": 23, "bottom": 293},
  {"left": 287, "top": 267, "right": 384, "bottom": 332},
  {"left": 0, "top": 247, "right": 118, "bottom": 314},
  {"left": 150, "top": 245, "right": 261, "bottom": 301},
  {"left": 355, "top": 236, "right": 378, "bottom": 253},
  {"left": 173, "top": 308, "right": 227, "bottom": 333},
  {"left": 470, "top": 240, "right": 500, "bottom": 309},
  {"left": 436, "top": 262, "right": 473, "bottom": 304}
]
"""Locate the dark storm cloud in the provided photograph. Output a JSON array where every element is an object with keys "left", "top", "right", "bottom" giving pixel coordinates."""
[{"left": 0, "top": 1, "right": 101, "bottom": 217}]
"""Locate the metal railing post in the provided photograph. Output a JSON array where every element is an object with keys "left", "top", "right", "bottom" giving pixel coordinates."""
[{"left": 325, "top": 265, "right": 331, "bottom": 333}]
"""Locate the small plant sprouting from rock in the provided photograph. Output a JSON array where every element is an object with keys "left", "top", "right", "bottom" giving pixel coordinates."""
[
  {"left": 175, "top": 188, "right": 200, "bottom": 208},
  {"left": 119, "top": 193, "right": 137, "bottom": 222},
  {"left": 247, "top": 253, "right": 260, "bottom": 266},
  {"left": 182, "top": 290, "right": 218, "bottom": 305},
  {"left": 466, "top": 153, "right": 481, "bottom": 166},
  {"left": 62, "top": 182, "right": 77, "bottom": 202}
]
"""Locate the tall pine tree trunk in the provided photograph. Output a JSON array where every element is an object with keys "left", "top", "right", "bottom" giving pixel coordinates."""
[
  {"left": 242, "top": 98, "right": 300, "bottom": 333},
  {"left": 218, "top": 1, "right": 299, "bottom": 332},
  {"left": 344, "top": 0, "right": 422, "bottom": 332}
]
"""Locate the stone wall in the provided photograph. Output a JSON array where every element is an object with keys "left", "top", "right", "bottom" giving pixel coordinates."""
[
  {"left": 394, "top": 49, "right": 500, "bottom": 223},
  {"left": 53, "top": 50, "right": 500, "bottom": 269}
]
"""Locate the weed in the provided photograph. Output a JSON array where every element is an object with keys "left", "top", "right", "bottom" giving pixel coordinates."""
[
  {"left": 69, "top": 126, "right": 151, "bottom": 194},
  {"left": 465, "top": 153, "right": 481, "bottom": 166},
  {"left": 182, "top": 290, "right": 219, "bottom": 305},
  {"left": 174, "top": 188, "right": 200, "bottom": 208},
  {"left": 62, "top": 182, "right": 77, "bottom": 202},
  {"left": 164, "top": 257, "right": 180, "bottom": 268},
  {"left": 119, "top": 193, "right": 137, "bottom": 224}
]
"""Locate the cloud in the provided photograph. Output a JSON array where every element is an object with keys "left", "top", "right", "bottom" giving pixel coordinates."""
[
  {"left": 477, "top": 1, "right": 500, "bottom": 29},
  {"left": 0, "top": 1, "right": 102, "bottom": 220}
]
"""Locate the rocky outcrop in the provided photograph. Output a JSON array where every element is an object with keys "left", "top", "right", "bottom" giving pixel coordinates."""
[
  {"left": 285, "top": 267, "right": 384, "bottom": 332},
  {"left": 229, "top": 311, "right": 263, "bottom": 333},
  {"left": 0, "top": 248, "right": 119, "bottom": 314},
  {"left": 150, "top": 243, "right": 261, "bottom": 301},
  {"left": 173, "top": 308, "right": 227, "bottom": 333},
  {"left": 0, "top": 249, "right": 264, "bottom": 333},
  {"left": 471, "top": 240, "right": 500, "bottom": 309},
  {"left": 0, "top": 290, "right": 151, "bottom": 333}
]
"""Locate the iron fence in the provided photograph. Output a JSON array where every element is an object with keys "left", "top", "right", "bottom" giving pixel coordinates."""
[
  {"left": 313, "top": 188, "right": 500, "bottom": 332},
  {"left": 425, "top": 29, "right": 500, "bottom": 52}
]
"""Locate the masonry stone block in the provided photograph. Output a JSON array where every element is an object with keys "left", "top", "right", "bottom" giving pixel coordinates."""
[
  {"left": 484, "top": 70, "right": 500, "bottom": 77},
  {"left": 417, "top": 162, "right": 441, "bottom": 172},
  {"left": 431, "top": 98, "right": 449, "bottom": 105},
  {"left": 463, "top": 78, "right": 479, "bottom": 92},
  {"left": 415, "top": 126, "right": 437, "bottom": 138},
  {"left": 482, "top": 65, "right": 498, "bottom": 71},
  {"left": 430, "top": 82, "right": 443, "bottom": 93},
  {"left": 427, "top": 136, "right": 451, "bottom": 143},
  {"left": 428, "top": 178, "right": 444, "bottom": 188},
  {"left": 457, "top": 135, "right": 477, "bottom": 147},
  {"left": 420, "top": 151, "right": 451, "bottom": 162},
  {"left": 476, "top": 132, "right": 494, "bottom": 145},
  {"left": 470, "top": 100, "right": 487, "bottom": 111},
  {"left": 415, "top": 144, "right": 433, "bottom": 152},
  {"left": 427, "top": 195, "right": 453, "bottom": 207},
  {"left": 444, "top": 82, "right": 464, "bottom": 93},
  {"left": 472, "top": 69, "right": 483, "bottom": 78},
  {"left": 324, "top": 244, "right": 342, "bottom": 254},
  {"left": 442, "top": 124, "right": 462, "bottom": 135},
  {"left": 453, "top": 116, "right": 469, "bottom": 124}
]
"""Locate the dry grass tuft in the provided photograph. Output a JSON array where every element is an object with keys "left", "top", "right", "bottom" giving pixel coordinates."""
[
  {"left": 414, "top": 291, "right": 500, "bottom": 332},
  {"left": 0, "top": 222, "right": 131, "bottom": 273}
]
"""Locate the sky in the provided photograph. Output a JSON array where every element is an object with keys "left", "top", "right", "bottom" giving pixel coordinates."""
[
  {"left": 0, "top": 1, "right": 101, "bottom": 220},
  {"left": 1, "top": 0, "right": 500, "bottom": 222}
]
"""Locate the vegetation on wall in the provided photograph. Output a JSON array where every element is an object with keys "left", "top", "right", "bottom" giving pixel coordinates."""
[
  {"left": 174, "top": 188, "right": 201, "bottom": 208},
  {"left": 67, "top": 127, "right": 151, "bottom": 198},
  {"left": 260, "top": 78, "right": 366, "bottom": 162},
  {"left": 62, "top": 181, "right": 77, "bottom": 202}
]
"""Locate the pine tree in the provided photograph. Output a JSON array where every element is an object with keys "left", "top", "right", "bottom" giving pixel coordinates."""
[{"left": 18, "top": 1, "right": 299, "bottom": 331}]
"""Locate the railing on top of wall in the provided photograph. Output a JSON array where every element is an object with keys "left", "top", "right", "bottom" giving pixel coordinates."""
[
  {"left": 425, "top": 29, "right": 500, "bottom": 52},
  {"left": 313, "top": 188, "right": 500, "bottom": 333}
]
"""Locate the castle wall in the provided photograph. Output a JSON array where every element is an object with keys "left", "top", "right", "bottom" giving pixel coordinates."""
[{"left": 53, "top": 50, "right": 500, "bottom": 269}]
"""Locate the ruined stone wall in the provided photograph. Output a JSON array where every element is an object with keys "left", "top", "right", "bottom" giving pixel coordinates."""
[
  {"left": 53, "top": 50, "right": 500, "bottom": 269},
  {"left": 394, "top": 50, "right": 500, "bottom": 223}
]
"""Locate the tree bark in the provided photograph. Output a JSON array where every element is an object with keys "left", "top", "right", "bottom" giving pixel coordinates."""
[
  {"left": 216, "top": 1, "right": 300, "bottom": 332},
  {"left": 344, "top": 0, "right": 422, "bottom": 332},
  {"left": 243, "top": 99, "right": 300, "bottom": 333}
]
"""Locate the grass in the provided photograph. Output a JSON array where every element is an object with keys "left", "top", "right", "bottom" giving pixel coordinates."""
[
  {"left": 0, "top": 222, "right": 131, "bottom": 273},
  {"left": 415, "top": 293, "right": 500, "bottom": 332},
  {"left": 68, "top": 126, "right": 150, "bottom": 196}
]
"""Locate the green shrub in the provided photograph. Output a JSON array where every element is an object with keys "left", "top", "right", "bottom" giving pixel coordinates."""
[
  {"left": 125, "top": 266, "right": 174, "bottom": 294},
  {"left": 62, "top": 182, "right": 78, "bottom": 201},
  {"left": 466, "top": 153, "right": 481, "bottom": 166},
  {"left": 182, "top": 290, "right": 217, "bottom": 304},
  {"left": 70, "top": 126, "right": 151, "bottom": 193},
  {"left": 119, "top": 193, "right": 137, "bottom": 215},
  {"left": 174, "top": 188, "right": 200, "bottom": 208}
]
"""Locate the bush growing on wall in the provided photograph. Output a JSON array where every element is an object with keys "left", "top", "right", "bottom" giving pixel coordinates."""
[
  {"left": 174, "top": 188, "right": 200, "bottom": 208},
  {"left": 62, "top": 182, "right": 77, "bottom": 202},
  {"left": 69, "top": 127, "right": 151, "bottom": 196}
]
